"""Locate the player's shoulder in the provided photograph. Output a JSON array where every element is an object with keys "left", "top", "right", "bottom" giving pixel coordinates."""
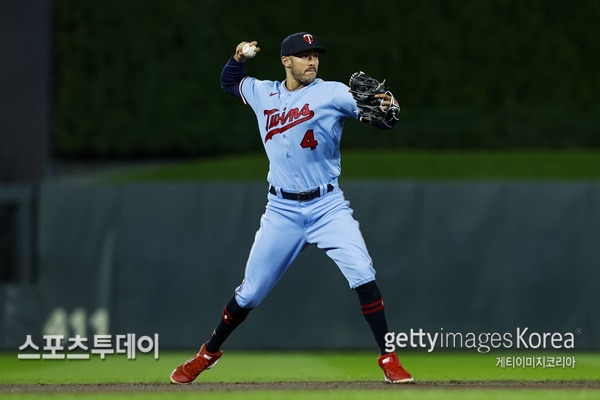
[
  {"left": 315, "top": 79, "right": 353, "bottom": 99},
  {"left": 244, "top": 76, "right": 278, "bottom": 86},
  {"left": 313, "top": 78, "right": 346, "bottom": 88},
  {"left": 243, "top": 76, "right": 281, "bottom": 91},
  {"left": 317, "top": 79, "right": 357, "bottom": 115},
  {"left": 310, "top": 79, "right": 350, "bottom": 94}
]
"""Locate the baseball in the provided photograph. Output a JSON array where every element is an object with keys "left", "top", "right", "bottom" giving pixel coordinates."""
[{"left": 242, "top": 43, "right": 256, "bottom": 58}]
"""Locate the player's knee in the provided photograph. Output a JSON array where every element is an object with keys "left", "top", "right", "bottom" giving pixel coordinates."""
[{"left": 234, "top": 292, "right": 261, "bottom": 309}]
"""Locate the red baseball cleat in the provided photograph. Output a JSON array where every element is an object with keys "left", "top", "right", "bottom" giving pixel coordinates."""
[
  {"left": 170, "top": 343, "right": 223, "bottom": 384},
  {"left": 377, "top": 352, "right": 414, "bottom": 384}
]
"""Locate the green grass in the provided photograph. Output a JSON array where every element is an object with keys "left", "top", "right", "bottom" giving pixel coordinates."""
[
  {"left": 1, "top": 351, "right": 599, "bottom": 383},
  {"left": 93, "top": 150, "right": 600, "bottom": 183},
  {"left": 2, "top": 391, "right": 600, "bottom": 400},
  {"left": 1, "top": 352, "right": 599, "bottom": 399}
]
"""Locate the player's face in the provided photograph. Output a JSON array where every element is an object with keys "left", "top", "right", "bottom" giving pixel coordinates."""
[{"left": 288, "top": 51, "right": 319, "bottom": 87}]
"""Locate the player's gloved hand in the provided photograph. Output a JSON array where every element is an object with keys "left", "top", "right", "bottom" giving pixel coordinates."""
[
  {"left": 375, "top": 93, "right": 399, "bottom": 113},
  {"left": 349, "top": 71, "right": 400, "bottom": 128},
  {"left": 234, "top": 41, "right": 261, "bottom": 63}
]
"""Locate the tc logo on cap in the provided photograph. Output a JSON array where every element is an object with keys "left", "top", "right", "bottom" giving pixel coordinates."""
[{"left": 303, "top": 34, "right": 314, "bottom": 44}]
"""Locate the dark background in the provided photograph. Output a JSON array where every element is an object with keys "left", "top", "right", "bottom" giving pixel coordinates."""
[
  {"left": 2, "top": 0, "right": 599, "bottom": 177},
  {"left": 50, "top": 0, "right": 600, "bottom": 158}
]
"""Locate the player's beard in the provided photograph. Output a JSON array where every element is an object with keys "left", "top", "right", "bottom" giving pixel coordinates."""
[{"left": 291, "top": 66, "right": 317, "bottom": 87}]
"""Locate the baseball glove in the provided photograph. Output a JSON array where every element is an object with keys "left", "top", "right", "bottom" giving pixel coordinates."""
[{"left": 349, "top": 71, "right": 399, "bottom": 127}]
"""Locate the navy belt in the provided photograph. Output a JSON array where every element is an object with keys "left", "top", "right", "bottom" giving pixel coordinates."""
[{"left": 269, "top": 184, "right": 334, "bottom": 201}]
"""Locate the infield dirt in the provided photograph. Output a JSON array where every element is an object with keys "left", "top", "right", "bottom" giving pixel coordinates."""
[{"left": 2, "top": 381, "right": 599, "bottom": 393}]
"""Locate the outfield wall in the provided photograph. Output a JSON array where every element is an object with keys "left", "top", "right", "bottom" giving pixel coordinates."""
[{"left": 1, "top": 182, "right": 599, "bottom": 350}]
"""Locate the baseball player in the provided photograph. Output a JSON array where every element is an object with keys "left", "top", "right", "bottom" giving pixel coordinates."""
[{"left": 170, "top": 32, "right": 413, "bottom": 384}]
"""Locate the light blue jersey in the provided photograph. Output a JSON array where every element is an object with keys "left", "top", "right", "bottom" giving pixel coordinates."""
[
  {"left": 240, "top": 77, "right": 360, "bottom": 191},
  {"left": 225, "top": 75, "right": 378, "bottom": 308}
]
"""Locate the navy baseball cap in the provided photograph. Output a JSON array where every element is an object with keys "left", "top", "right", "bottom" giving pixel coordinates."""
[{"left": 281, "top": 32, "right": 327, "bottom": 57}]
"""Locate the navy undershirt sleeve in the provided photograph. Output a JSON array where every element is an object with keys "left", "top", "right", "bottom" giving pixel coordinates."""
[{"left": 220, "top": 56, "right": 247, "bottom": 99}]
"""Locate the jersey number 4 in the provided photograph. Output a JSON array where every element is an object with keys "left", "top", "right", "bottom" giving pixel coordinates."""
[{"left": 300, "top": 129, "right": 318, "bottom": 150}]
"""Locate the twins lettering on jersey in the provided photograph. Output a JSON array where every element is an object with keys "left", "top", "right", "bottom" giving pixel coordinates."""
[{"left": 263, "top": 103, "right": 314, "bottom": 142}]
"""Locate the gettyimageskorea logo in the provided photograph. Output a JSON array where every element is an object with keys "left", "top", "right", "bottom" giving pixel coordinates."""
[{"left": 384, "top": 327, "right": 580, "bottom": 354}]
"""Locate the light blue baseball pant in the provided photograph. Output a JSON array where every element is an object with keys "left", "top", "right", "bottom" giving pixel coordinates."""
[{"left": 234, "top": 187, "right": 376, "bottom": 309}]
